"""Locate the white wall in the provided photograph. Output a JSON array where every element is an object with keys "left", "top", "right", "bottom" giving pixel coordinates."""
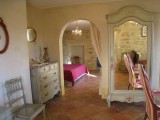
[
  {"left": 0, "top": 0, "right": 32, "bottom": 105},
  {"left": 152, "top": 13, "right": 160, "bottom": 89},
  {"left": 28, "top": 0, "right": 160, "bottom": 98}
]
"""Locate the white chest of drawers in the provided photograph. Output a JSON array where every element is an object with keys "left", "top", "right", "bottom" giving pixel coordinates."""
[{"left": 30, "top": 62, "right": 60, "bottom": 103}]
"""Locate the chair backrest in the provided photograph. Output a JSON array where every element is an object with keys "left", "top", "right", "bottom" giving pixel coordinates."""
[
  {"left": 124, "top": 54, "right": 137, "bottom": 86},
  {"left": 138, "top": 64, "right": 157, "bottom": 120},
  {"left": 124, "top": 54, "right": 130, "bottom": 73},
  {"left": 126, "top": 53, "right": 135, "bottom": 69},
  {"left": 5, "top": 77, "right": 26, "bottom": 108}
]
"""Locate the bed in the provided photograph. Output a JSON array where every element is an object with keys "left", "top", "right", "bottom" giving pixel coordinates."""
[{"left": 63, "top": 64, "right": 88, "bottom": 86}]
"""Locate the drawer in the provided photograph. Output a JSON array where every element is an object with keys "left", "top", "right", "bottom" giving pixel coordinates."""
[
  {"left": 39, "top": 66, "right": 50, "bottom": 73},
  {"left": 40, "top": 77, "right": 59, "bottom": 90},
  {"left": 41, "top": 94, "right": 53, "bottom": 103},
  {"left": 50, "top": 63, "right": 58, "bottom": 70},
  {"left": 41, "top": 94, "right": 51, "bottom": 103},
  {"left": 39, "top": 75, "right": 50, "bottom": 83},
  {"left": 52, "top": 69, "right": 59, "bottom": 75},
  {"left": 53, "top": 83, "right": 60, "bottom": 91},
  {"left": 39, "top": 73, "right": 59, "bottom": 83},
  {"left": 40, "top": 79, "right": 59, "bottom": 94},
  {"left": 39, "top": 76, "right": 54, "bottom": 85},
  {"left": 40, "top": 88, "right": 54, "bottom": 102},
  {"left": 40, "top": 81, "right": 54, "bottom": 91},
  {"left": 39, "top": 73, "right": 53, "bottom": 82},
  {"left": 48, "top": 69, "right": 59, "bottom": 77},
  {"left": 39, "top": 68, "right": 58, "bottom": 77},
  {"left": 38, "top": 63, "right": 58, "bottom": 73},
  {"left": 53, "top": 77, "right": 59, "bottom": 84},
  {"left": 53, "top": 86, "right": 60, "bottom": 96}
]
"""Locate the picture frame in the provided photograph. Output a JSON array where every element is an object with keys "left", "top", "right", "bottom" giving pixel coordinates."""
[
  {"left": 27, "top": 28, "right": 37, "bottom": 42},
  {"left": 0, "top": 17, "right": 9, "bottom": 54},
  {"left": 141, "top": 26, "right": 147, "bottom": 37}
]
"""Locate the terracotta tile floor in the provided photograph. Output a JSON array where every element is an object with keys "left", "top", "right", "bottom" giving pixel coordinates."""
[{"left": 35, "top": 70, "right": 146, "bottom": 120}]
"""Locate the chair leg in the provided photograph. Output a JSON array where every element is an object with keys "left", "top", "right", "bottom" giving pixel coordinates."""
[
  {"left": 43, "top": 108, "right": 46, "bottom": 120},
  {"left": 11, "top": 115, "right": 15, "bottom": 120},
  {"left": 128, "top": 83, "right": 131, "bottom": 90},
  {"left": 144, "top": 112, "right": 148, "bottom": 120}
]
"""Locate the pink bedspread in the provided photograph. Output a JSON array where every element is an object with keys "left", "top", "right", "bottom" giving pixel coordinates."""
[{"left": 63, "top": 64, "right": 88, "bottom": 86}]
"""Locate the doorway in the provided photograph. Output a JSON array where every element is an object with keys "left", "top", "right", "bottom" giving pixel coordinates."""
[
  {"left": 62, "top": 20, "right": 97, "bottom": 70},
  {"left": 60, "top": 19, "right": 101, "bottom": 95}
]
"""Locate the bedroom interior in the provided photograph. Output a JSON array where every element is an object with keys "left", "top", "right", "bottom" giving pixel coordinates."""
[
  {"left": 63, "top": 20, "right": 100, "bottom": 86},
  {"left": 1, "top": 0, "right": 160, "bottom": 119},
  {"left": 63, "top": 20, "right": 97, "bottom": 70}
]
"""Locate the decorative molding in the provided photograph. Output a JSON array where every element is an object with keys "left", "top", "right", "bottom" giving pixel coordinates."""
[
  {"left": 107, "top": 5, "right": 153, "bottom": 24},
  {"left": 108, "top": 91, "right": 145, "bottom": 106}
]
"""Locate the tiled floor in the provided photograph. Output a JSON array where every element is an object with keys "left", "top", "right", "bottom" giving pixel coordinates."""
[
  {"left": 115, "top": 71, "right": 142, "bottom": 90},
  {"left": 35, "top": 70, "right": 146, "bottom": 120}
]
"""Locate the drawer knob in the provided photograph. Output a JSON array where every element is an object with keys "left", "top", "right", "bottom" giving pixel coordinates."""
[
  {"left": 53, "top": 72, "right": 56, "bottom": 75},
  {"left": 44, "top": 84, "right": 48, "bottom": 88},
  {"left": 49, "top": 66, "right": 51, "bottom": 70},
  {"left": 45, "top": 92, "right": 48, "bottom": 96},
  {"left": 43, "top": 76, "right": 47, "bottom": 79},
  {"left": 54, "top": 79, "right": 57, "bottom": 82}
]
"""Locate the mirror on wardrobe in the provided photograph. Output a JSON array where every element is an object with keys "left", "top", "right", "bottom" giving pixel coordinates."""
[
  {"left": 107, "top": 6, "right": 153, "bottom": 106},
  {"left": 114, "top": 21, "right": 147, "bottom": 90}
]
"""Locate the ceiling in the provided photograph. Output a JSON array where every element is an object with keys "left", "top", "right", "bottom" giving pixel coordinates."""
[
  {"left": 66, "top": 20, "right": 90, "bottom": 31},
  {"left": 26, "top": 0, "right": 131, "bottom": 31},
  {"left": 27, "top": 0, "right": 129, "bottom": 8}
]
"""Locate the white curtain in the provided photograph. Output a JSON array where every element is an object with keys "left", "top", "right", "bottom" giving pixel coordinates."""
[
  {"left": 90, "top": 23, "right": 101, "bottom": 64},
  {"left": 90, "top": 23, "right": 107, "bottom": 98}
]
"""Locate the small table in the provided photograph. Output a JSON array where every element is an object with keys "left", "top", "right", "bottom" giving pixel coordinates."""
[{"left": 72, "top": 56, "right": 80, "bottom": 64}]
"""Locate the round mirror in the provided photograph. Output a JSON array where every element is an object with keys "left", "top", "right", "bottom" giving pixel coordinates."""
[{"left": 27, "top": 28, "right": 37, "bottom": 42}]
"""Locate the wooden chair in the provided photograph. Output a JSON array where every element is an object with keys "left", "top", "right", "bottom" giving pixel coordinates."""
[
  {"left": 124, "top": 54, "right": 142, "bottom": 90},
  {"left": 138, "top": 64, "right": 160, "bottom": 120},
  {"left": 5, "top": 77, "right": 46, "bottom": 120},
  {"left": 126, "top": 53, "right": 139, "bottom": 73}
]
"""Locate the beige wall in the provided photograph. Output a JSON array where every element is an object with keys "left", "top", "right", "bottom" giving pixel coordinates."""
[
  {"left": 27, "top": 4, "right": 46, "bottom": 61},
  {"left": 0, "top": 0, "right": 32, "bottom": 105},
  {"left": 27, "top": 0, "right": 160, "bottom": 97}
]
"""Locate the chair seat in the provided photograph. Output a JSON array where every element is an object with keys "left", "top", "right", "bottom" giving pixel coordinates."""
[
  {"left": 134, "top": 68, "right": 138, "bottom": 72},
  {"left": 152, "top": 90, "right": 160, "bottom": 105},
  {"left": 152, "top": 90, "right": 160, "bottom": 95},
  {"left": 132, "top": 80, "right": 142, "bottom": 88},
  {"left": 13, "top": 104, "right": 45, "bottom": 119}
]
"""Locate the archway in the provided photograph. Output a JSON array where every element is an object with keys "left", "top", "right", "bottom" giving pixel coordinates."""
[{"left": 59, "top": 19, "right": 101, "bottom": 95}]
